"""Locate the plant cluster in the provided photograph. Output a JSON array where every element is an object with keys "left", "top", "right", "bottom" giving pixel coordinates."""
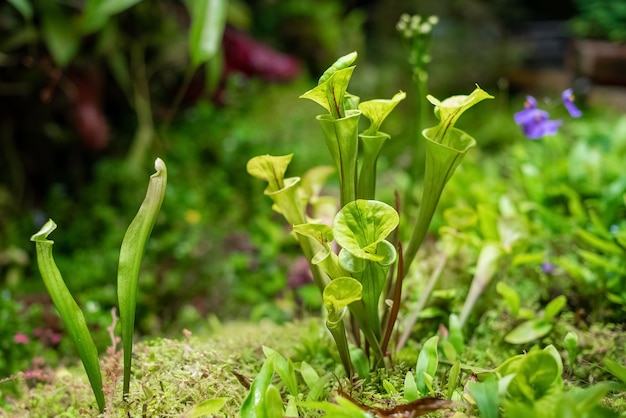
[{"left": 247, "top": 50, "right": 492, "bottom": 386}]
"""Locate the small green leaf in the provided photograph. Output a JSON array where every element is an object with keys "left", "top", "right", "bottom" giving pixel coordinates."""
[
  {"left": 263, "top": 385, "right": 284, "bottom": 417},
  {"left": 447, "top": 360, "right": 461, "bottom": 400},
  {"left": 605, "top": 358, "right": 626, "bottom": 384},
  {"left": 301, "top": 397, "right": 371, "bottom": 418},
  {"left": 359, "top": 91, "right": 406, "bottom": 135},
  {"left": 323, "top": 277, "right": 363, "bottom": 314},
  {"left": 564, "top": 331, "right": 579, "bottom": 365},
  {"left": 349, "top": 346, "right": 370, "bottom": 380},
  {"left": 508, "top": 350, "right": 561, "bottom": 401},
  {"left": 333, "top": 200, "right": 399, "bottom": 261},
  {"left": 468, "top": 377, "right": 499, "bottom": 418},
  {"left": 292, "top": 223, "right": 334, "bottom": 246},
  {"left": 186, "top": 0, "right": 228, "bottom": 67},
  {"left": 496, "top": 282, "right": 520, "bottom": 318},
  {"left": 301, "top": 58, "right": 356, "bottom": 118},
  {"left": 183, "top": 398, "right": 228, "bottom": 417},
  {"left": 246, "top": 154, "right": 293, "bottom": 193},
  {"left": 318, "top": 51, "right": 358, "bottom": 84},
  {"left": 416, "top": 336, "right": 439, "bottom": 395},
  {"left": 575, "top": 227, "right": 624, "bottom": 255},
  {"left": 504, "top": 319, "right": 553, "bottom": 344},
  {"left": 543, "top": 295, "right": 566, "bottom": 321},
  {"left": 306, "top": 373, "right": 332, "bottom": 402},
  {"left": 41, "top": 5, "right": 80, "bottom": 67},
  {"left": 285, "top": 396, "right": 299, "bottom": 417},
  {"left": 300, "top": 361, "right": 320, "bottom": 390},
  {"left": 79, "top": 0, "right": 142, "bottom": 33},
  {"left": 383, "top": 379, "right": 397, "bottom": 394},
  {"left": 447, "top": 313, "right": 464, "bottom": 355},
  {"left": 241, "top": 359, "right": 275, "bottom": 418},
  {"left": 404, "top": 371, "right": 418, "bottom": 402},
  {"left": 7, "top": 0, "right": 33, "bottom": 20},
  {"left": 263, "top": 347, "right": 298, "bottom": 397},
  {"left": 426, "top": 86, "right": 493, "bottom": 145}
]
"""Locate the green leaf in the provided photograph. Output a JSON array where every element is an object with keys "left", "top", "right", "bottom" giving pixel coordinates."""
[
  {"left": 507, "top": 351, "right": 561, "bottom": 402},
  {"left": 301, "top": 396, "right": 372, "bottom": 418},
  {"left": 301, "top": 56, "right": 357, "bottom": 118},
  {"left": 349, "top": 346, "right": 370, "bottom": 380},
  {"left": 300, "top": 361, "right": 320, "bottom": 390},
  {"left": 182, "top": 398, "right": 228, "bottom": 417},
  {"left": 504, "top": 319, "right": 553, "bottom": 344},
  {"left": 306, "top": 372, "right": 332, "bottom": 402},
  {"left": 575, "top": 227, "right": 624, "bottom": 255},
  {"left": 404, "top": 371, "right": 419, "bottom": 402},
  {"left": 318, "top": 51, "right": 358, "bottom": 84},
  {"left": 383, "top": 380, "right": 397, "bottom": 394},
  {"left": 293, "top": 223, "right": 333, "bottom": 247},
  {"left": 496, "top": 282, "right": 520, "bottom": 318},
  {"left": 79, "top": 0, "right": 142, "bottom": 33},
  {"left": 447, "top": 360, "right": 461, "bottom": 400},
  {"left": 264, "top": 385, "right": 284, "bottom": 418},
  {"left": 447, "top": 313, "right": 464, "bottom": 355},
  {"left": 605, "top": 358, "right": 626, "bottom": 384},
  {"left": 241, "top": 359, "right": 275, "bottom": 418},
  {"left": 468, "top": 377, "right": 499, "bottom": 418},
  {"left": 186, "top": 0, "right": 228, "bottom": 68},
  {"left": 359, "top": 91, "right": 406, "bottom": 135},
  {"left": 416, "top": 336, "right": 439, "bottom": 395},
  {"left": 425, "top": 86, "right": 493, "bottom": 145},
  {"left": 323, "top": 277, "right": 363, "bottom": 315},
  {"left": 7, "top": 0, "right": 33, "bottom": 20},
  {"left": 246, "top": 154, "right": 293, "bottom": 193},
  {"left": 40, "top": 5, "right": 80, "bottom": 67},
  {"left": 118, "top": 158, "right": 167, "bottom": 396},
  {"left": 543, "top": 295, "right": 566, "bottom": 321},
  {"left": 333, "top": 200, "right": 399, "bottom": 261},
  {"left": 262, "top": 347, "right": 298, "bottom": 397},
  {"left": 30, "top": 220, "right": 105, "bottom": 412}
]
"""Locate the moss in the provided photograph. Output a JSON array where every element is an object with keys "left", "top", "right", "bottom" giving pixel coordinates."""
[{"left": 3, "top": 319, "right": 313, "bottom": 417}]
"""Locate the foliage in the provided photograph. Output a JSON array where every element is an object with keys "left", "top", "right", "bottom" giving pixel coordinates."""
[{"left": 570, "top": 0, "right": 626, "bottom": 42}]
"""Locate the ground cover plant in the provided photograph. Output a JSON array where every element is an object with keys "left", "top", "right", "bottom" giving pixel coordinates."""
[{"left": 2, "top": 7, "right": 626, "bottom": 418}]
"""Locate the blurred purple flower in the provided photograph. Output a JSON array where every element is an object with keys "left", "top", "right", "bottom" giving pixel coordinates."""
[
  {"left": 513, "top": 96, "right": 539, "bottom": 125},
  {"left": 541, "top": 261, "right": 555, "bottom": 275},
  {"left": 562, "top": 89, "right": 582, "bottom": 118},
  {"left": 514, "top": 95, "right": 563, "bottom": 139},
  {"left": 14, "top": 333, "right": 29, "bottom": 344}
]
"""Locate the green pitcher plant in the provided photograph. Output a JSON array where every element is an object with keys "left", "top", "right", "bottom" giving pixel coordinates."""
[
  {"left": 31, "top": 158, "right": 167, "bottom": 411},
  {"left": 248, "top": 51, "right": 492, "bottom": 378}
]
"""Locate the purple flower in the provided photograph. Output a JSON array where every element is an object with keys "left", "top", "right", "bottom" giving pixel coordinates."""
[
  {"left": 514, "top": 97, "right": 562, "bottom": 140},
  {"left": 561, "top": 88, "right": 582, "bottom": 118},
  {"left": 513, "top": 96, "right": 539, "bottom": 125},
  {"left": 521, "top": 113, "right": 563, "bottom": 140},
  {"left": 541, "top": 261, "right": 555, "bottom": 275}
]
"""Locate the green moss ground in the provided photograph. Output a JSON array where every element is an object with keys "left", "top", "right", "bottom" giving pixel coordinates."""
[{"left": 1, "top": 320, "right": 315, "bottom": 417}]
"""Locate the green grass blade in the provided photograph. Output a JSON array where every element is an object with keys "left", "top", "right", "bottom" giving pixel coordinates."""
[
  {"left": 30, "top": 219, "right": 105, "bottom": 412},
  {"left": 118, "top": 158, "right": 167, "bottom": 397}
]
